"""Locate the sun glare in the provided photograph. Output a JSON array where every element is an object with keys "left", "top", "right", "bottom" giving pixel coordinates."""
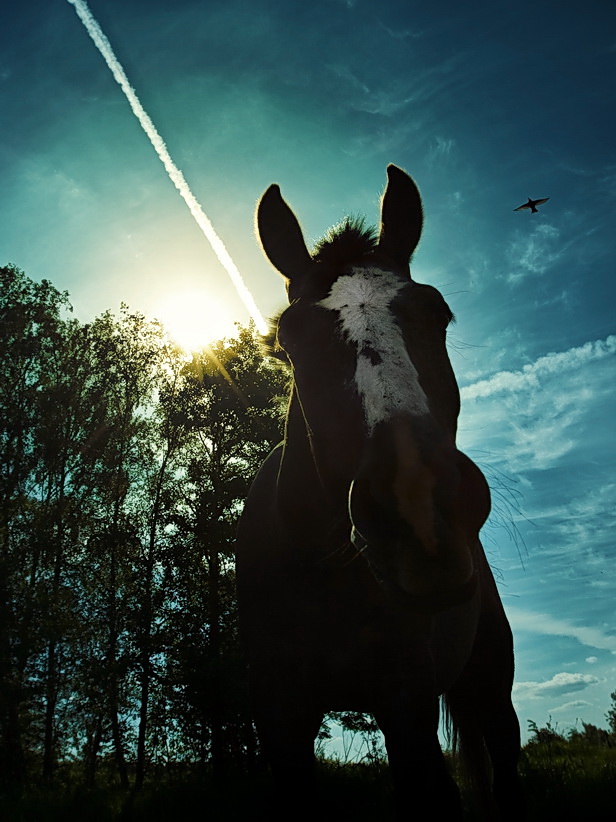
[{"left": 156, "top": 290, "right": 238, "bottom": 352}]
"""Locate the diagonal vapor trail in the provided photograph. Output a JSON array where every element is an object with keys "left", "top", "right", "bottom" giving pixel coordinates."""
[{"left": 67, "top": 0, "right": 268, "bottom": 334}]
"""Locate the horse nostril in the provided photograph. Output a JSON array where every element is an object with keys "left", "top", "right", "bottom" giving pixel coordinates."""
[
  {"left": 348, "top": 476, "right": 410, "bottom": 545},
  {"left": 348, "top": 478, "right": 372, "bottom": 543}
]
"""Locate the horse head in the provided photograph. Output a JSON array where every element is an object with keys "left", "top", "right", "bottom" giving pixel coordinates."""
[{"left": 257, "top": 165, "right": 490, "bottom": 610}]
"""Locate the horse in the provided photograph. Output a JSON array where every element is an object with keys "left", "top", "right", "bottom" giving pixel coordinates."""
[{"left": 235, "top": 165, "right": 525, "bottom": 820}]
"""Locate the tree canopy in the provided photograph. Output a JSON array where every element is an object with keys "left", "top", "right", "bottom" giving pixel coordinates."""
[{"left": 0, "top": 264, "right": 287, "bottom": 786}]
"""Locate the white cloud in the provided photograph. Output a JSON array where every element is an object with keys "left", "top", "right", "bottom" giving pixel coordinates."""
[
  {"left": 460, "top": 335, "right": 616, "bottom": 401},
  {"left": 550, "top": 699, "right": 593, "bottom": 714},
  {"left": 513, "top": 671, "right": 600, "bottom": 700},
  {"left": 504, "top": 413, "right": 577, "bottom": 471},
  {"left": 506, "top": 223, "right": 564, "bottom": 283},
  {"left": 458, "top": 335, "right": 615, "bottom": 472},
  {"left": 506, "top": 605, "right": 616, "bottom": 654},
  {"left": 552, "top": 483, "right": 616, "bottom": 551},
  {"left": 586, "top": 657, "right": 598, "bottom": 664}
]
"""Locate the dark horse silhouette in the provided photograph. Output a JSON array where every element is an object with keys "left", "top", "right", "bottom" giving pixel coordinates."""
[{"left": 236, "top": 165, "right": 525, "bottom": 820}]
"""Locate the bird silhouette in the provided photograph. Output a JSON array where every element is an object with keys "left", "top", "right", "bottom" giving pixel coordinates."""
[{"left": 514, "top": 197, "right": 550, "bottom": 213}]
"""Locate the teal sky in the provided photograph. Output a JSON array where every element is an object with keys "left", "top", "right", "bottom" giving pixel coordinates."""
[{"left": 1, "top": 0, "right": 615, "bottom": 743}]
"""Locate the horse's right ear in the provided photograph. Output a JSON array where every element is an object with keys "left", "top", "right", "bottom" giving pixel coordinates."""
[{"left": 256, "top": 184, "right": 313, "bottom": 292}]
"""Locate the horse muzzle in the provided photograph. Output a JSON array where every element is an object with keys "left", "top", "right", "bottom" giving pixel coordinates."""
[{"left": 348, "top": 423, "right": 483, "bottom": 612}]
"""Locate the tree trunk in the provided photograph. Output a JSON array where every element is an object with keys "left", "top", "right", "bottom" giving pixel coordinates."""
[
  {"left": 135, "top": 445, "right": 173, "bottom": 789},
  {"left": 0, "top": 585, "right": 25, "bottom": 784},
  {"left": 42, "top": 639, "right": 57, "bottom": 779},
  {"left": 42, "top": 481, "right": 68, "bottom": 780},
  {"left": 85, "top": 714, "right": 104, "bottom": 787},
  {"left": 108, "top": 540, "right": 129, "bottom": 789},
  {"left": 199, "top": 487, "right": 225, "bottom": 776},
  {"left": 134, "top": 579, "right": 152, "bottom": 790}
]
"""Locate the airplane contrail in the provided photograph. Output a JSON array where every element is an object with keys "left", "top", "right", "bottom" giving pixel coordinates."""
[{"left": 66, "top": 0, "right": 268, "bottom": 335}]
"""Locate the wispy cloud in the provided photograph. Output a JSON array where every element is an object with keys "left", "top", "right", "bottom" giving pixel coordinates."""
[
  {"left": 66, "top": 0, "right": 267, "bottom": 333},
  {"left": 552, "top": 483, "right": 616, "bottom": 554},
  {"left": 506, "top": 223, "right": 563, "bottom": 284},
  {"left": 506, "top": 605, "right": 616, "bottom": 654},
  {"left": 513, "top": 671, "right": 600, "bottom": 700},
  {"left": 458, "top": 335, "right": 615, "bottom": 472},
  {"left": 328, "top": 55, "right": 462, "bottom": 117},
  {"left": 427, "top": 136, "right": 456, "bottom": 166},
  {"left": 461, "top": 335, "right": 616, "bottom": 401},
  {"left": 549, "top": 699, "right": 593, "bottom": 714},
  {"left": 379, "top": 21, "right": 423, "bottom": 40}
]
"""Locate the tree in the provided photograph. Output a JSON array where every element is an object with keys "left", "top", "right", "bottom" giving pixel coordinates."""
[
  {"left": 0, "top": 265, "right": 73, "bottom": 783},
  {"left": 77, "top": 306, "right": 168, "bottom": 788},
  {"left": 160, "top": 326, "right": 287, "bottom": 774},
  {"left": 0, "top": 264, "right": 289, "bottom": 786},
  {"left": 606, "top": 690, "right": 616, "bottom": 737}
]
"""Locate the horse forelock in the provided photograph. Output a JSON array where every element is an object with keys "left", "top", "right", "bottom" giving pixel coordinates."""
[
  {"left": 319, "top": 266, "right": 430, "bottom": 430},
  {"left": 311, "top": 217, "right": 378, "bottom": 265}
]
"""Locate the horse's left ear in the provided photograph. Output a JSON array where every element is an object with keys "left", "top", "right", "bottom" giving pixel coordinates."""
[
  {"left": 256, "top": 184, "right": 313, "bottom": 291},
  {"left": 377, "top": 165, "right": 423, "bottom": 269}
]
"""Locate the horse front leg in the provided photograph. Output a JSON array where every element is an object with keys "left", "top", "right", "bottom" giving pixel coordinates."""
[
  {"left": 446, "top": 681, "right": 525, "bottom": 821},
  {"left": 444, "top": 589, "right": 526, "bottom": 820},
  {"left": 481, "top": 698, "right": 525, "bottom": 821},
  {"left": 251, "top": 676, "right": 323, "bottom": 822},
  {"left": 375, "top": 693, "right": 464, "bottom": 820}
]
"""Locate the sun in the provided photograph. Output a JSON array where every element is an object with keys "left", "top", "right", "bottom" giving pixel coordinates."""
[{"left": 155, "top": 289, "right": 238, "bottom": 352}]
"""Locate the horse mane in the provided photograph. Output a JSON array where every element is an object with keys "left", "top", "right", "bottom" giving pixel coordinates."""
[{"left": 311, "top": 216, "right": 378, "bottom": 265}]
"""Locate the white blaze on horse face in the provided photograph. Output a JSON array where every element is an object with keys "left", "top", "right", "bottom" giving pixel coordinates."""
[{"left": 319, "top": 267, "right": 429, "bottom": 431}]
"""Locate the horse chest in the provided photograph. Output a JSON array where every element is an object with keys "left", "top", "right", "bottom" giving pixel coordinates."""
[{"left": 247, "top": 554, "right": 477, "bottom": 708}]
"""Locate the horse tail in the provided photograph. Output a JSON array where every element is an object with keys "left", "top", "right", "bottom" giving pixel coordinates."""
[{"left": 442, "top": 692, "right": 494, "bottom": 816}]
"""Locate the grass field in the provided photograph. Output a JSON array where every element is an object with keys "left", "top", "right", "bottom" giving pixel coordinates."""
[{"left": 3, "top": 740, "right": 615, "bottom": 821}]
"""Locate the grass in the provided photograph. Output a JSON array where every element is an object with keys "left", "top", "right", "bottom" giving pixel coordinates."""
[
  {"left": 2, "top": 743, "right": 615, "bottom": 821},
  {"left": 518, "top": 740, "right": 616, "bottom": 821}
]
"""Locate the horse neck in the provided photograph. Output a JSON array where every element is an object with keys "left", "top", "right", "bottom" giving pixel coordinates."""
[{"left": 276, "top": 390, "right": 349, "bottom": 540}]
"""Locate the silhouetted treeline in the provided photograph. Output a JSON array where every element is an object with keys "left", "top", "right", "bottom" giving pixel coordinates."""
[{"left": 0, "top": 264, "right": 288, "bottom": 788}]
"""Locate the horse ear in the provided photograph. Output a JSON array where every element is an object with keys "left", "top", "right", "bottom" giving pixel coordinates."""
[
  {"left": 256, "top": 184, "right": 313, "bottom": 290},
  {"left": 377, "top": 165, "right": 423, "bottom": 269}
]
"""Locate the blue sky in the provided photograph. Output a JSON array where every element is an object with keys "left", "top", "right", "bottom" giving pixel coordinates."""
[{"left": 1, "top": 0, "right": 615, "bottom": 743}]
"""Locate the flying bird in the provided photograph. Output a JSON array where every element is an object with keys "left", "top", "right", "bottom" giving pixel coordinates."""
[{"left": 514, "top": 196, "right": 550, "bottom": 213}]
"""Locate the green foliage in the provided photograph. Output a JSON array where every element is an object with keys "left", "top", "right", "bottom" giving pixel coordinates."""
[
  {"left": 606, "top": 690, "right": 616, "bottom": 735},
  {"left": 519, "top": 727, "right": 616, "bottom": 820},
  {"left": 526, "top": 718, "right": 566, "bottom": 748},
  {"left": 0, "top": 265, "right": 285, "bottom": 789},
  {"left": 322, "top": 711, "right": 385, "bottom": 765}
]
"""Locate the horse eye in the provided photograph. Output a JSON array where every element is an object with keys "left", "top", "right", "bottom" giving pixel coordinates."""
[
  {"left": 276, "top": 320, "right": 296, "bottom": 353},
  {"left": 277, "top": 303, "right": 311, "bottom": 352}
]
